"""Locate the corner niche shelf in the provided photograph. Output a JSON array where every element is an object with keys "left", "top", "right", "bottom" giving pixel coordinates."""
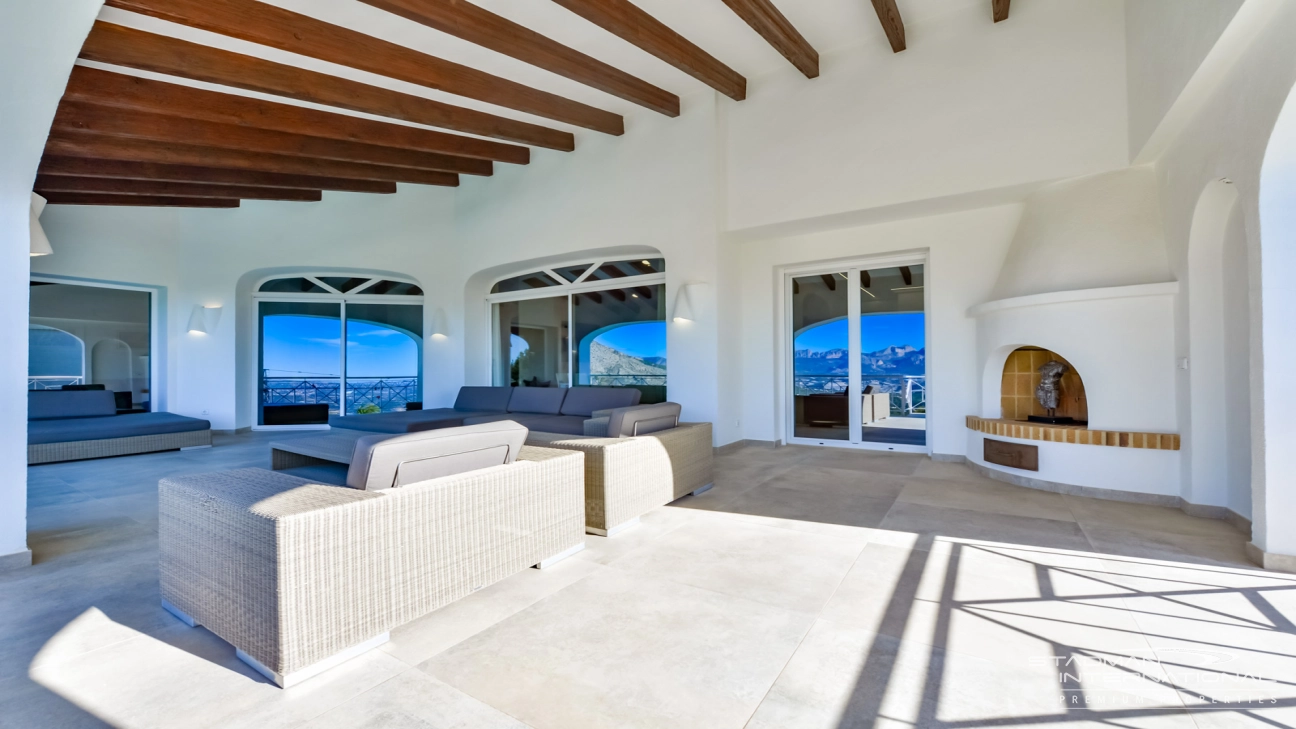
[{"left": 966, "top": 416, "right": 1180, "bottom": 451}]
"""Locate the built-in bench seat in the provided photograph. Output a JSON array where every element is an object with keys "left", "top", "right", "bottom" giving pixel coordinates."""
[{"left": 28, "top": 390, "right": 212, "bottom": 464}]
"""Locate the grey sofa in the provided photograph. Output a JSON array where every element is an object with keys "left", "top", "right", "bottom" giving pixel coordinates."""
[
  {"left": 159, "top": 421, "right": 585, "bottom": 688},
  {"left": 28, "top": 390, "right": 211, "bottom": 464},
  {"left": 332, "top": 386, "right": 642, "bottom": 436}
]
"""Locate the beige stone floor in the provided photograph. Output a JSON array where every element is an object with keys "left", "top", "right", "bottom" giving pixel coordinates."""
[{"left": 3, "top": 432, "right": 1294, "bottom": 728}]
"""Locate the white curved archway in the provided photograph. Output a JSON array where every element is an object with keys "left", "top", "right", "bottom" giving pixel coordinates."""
[{"left": 91, "top": 339, "right": 133, "bottom": 393}]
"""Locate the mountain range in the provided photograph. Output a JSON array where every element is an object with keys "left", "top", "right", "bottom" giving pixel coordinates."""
[
  {"left": 589, "top": 341, "right": 667, "bottom": 384},
  {"left": 796, "top": 344, "right": 925, "bottom": 376}
]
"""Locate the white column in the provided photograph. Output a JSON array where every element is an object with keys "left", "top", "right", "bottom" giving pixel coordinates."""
[{"left": 0, "top": 0, "right": 106, "bottom": 570}]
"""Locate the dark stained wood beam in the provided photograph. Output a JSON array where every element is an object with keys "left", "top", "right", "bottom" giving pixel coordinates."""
[
  {"left": 39, "top": 156, "right": 397, "bottom": 194},
  {"left": 41, "top": 192, "right": 240, "bottom": 208},
  {"left": 551, "top": 0, "right": 746, "bottom": 101},
  {"left": 871, "top": 0, "right": 905, "bottom": 53},
  {"left": 360, "top": 0, "right": 678, "bottom": 116},
  {"left": 993, "top": 0, "right": 1010, "bottom": 23},
  {"left": 65, "top": 66, "right": 528, "bottom": 165},
  {"left": 899, "top": 266, "right": 913, "bottom": 285},
  {"left": 721, "top": 0, "right": 818, "bottom": 78},
  {"left": 80, "top": 22, "right": 574, "bottom": 152},
  {"left": 35, "top": 175, "right": 322, "bottom": 201},
  {"left": 792, "top": 279, "right": 800, "bottom": 295},
  {"left": 820, "top": 274, "right": 837, "bottom": 291},
  {"left": 102, "top": 0, "right": 624, "bottom": 135},
  {"left": 583, "top": 291, "right": 604, "bottom": 304},
  {"left": 861, "top": 271, "right": 871, "bottom": 288},
  {"left": 45, "top": 133, "right": 460, "bottom": 187},
  {"left": 53, "top": 101, "right": 492, "bottom": 176},
  {"left": 607, "top": 289, "right": 627, "bottom": 302}
]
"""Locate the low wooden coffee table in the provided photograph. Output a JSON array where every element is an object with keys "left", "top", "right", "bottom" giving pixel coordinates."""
[{"left": 269, "top": 429, "right": 368, "bottom": 470}]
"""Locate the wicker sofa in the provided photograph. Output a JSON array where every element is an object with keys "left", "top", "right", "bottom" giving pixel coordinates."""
[
  {"left": 159, "top": 422, "right": 585, "bottom": 688},
  {"left": 527, "top": 403, "right": 714, "bottom": 536},
  {"left": 28, "top": 390, "right": 211, "bottom": 464}
]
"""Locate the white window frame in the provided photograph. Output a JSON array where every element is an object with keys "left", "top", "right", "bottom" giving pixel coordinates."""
[
  {"left": 252, "top": 273, "right": 424, "bottom": 430},
  {"left": 485, "top": 258, "right": 667, "bottom": 388},
  {"left": 778, "top": 252, "right": 931, "bottom": 454}
]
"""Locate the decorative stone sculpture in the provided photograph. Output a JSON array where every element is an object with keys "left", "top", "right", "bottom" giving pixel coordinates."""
[{"left": 1035, "top": 360, "right": 1068, "bottom": 417}]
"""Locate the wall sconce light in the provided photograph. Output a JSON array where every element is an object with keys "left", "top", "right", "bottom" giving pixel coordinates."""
[
  {"left": 30, "top": 193, "right": 52, "bottom": 257},
  {"left": 188, "top": 305, "right": 223, "bottom": 335},
  {"left": 671, "top": 283, "right": 699, "bottom": 323},
  {"left": 430, "top": 307, "right": 450, "bottom": 339}
]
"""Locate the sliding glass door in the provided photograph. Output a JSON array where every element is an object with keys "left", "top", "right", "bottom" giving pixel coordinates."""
[{"left": 788, "top": 262, "right": 927, "bottom": 449}]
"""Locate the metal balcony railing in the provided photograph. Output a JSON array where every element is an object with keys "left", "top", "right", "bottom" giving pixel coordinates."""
[{"left": 793, "top": 374, "right": 926, "bottom": 415}]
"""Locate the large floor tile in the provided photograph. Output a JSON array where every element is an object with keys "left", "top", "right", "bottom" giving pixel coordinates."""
[
  {"left": 302, "top": 670, "right": 531, "bottom": 729},
  {"left": 879, "top": 501, "right": 1094, "bottom": 552},
  {"left": 717, "top": 479, "right": 896, "bottom": 529},
  {"left": 801, "top": 448, "right": 924, "bottom": 476},
  {"left": 608, "top": 515, "right": 864, "bottom": 613},
  {"left": 1078, "top": 524, "right": 1252, "bottom": 568},
  {"left": 1064, "top": 496, "right": 1244, "bottom": 540},
  {"left": 897, "top": 476, "right": 1076, "bottom": 522},
  {"left": 421, "top": 569, "right": 815, "bottom": 729},
  {"left": 763, "top": 464, "right": 909, "bottom": 501}
]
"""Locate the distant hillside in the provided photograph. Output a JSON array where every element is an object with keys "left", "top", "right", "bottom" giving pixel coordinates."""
[
  {"left": 589, "top": 341, "right": 666, "bottom": 385},
  {"left": 796, "top": 345, "right": 925, "bottom": 376}
]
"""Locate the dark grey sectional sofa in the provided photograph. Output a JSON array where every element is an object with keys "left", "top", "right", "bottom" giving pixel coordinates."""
[
  {"left": 28, "top": 390, "right": 212, "bottom": 464},
  {"left": 330, "top": 386, "right": 642, "bottom": 436}
]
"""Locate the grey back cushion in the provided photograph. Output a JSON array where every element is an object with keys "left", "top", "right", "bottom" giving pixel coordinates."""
[
  {"left": 346, "top": 420, "right": 529, "bottom": 491},
  {"left": 607, "top": 403, "right": 682, "bottom": 438},
  {"left": 559, "top": 387, "right": 642, "bottom": 417},
  {"left": 454, "top": 386, "right": 513, "bottom": 412},
  {"left": 506, "top": 387, "right": 567, "bottom": 415},
  {"left": 28, "top": 390, "right": 118, "bottom": 420}
]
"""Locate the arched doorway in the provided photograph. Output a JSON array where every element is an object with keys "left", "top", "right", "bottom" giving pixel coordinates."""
[{"left": 90, "top": 339, "right": 133, "bottom": 393}]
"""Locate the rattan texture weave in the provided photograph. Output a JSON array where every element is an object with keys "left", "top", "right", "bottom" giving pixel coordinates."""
[
  {"left": 526, "top": 423, "right": 713, "bottom": 533},
  {"left": 159, "top": 445, "right": 585, "bottom": 676},
  {"left": 28, "top": 429, "right": 211, "bottom": 465}
]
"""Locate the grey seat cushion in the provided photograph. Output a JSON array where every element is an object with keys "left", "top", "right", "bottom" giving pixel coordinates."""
[
  {"left": 506, "top": 387, "right": 567, "bottom": 415},
  {"left": 346, "top": 420, "right": 529, "bottom": 490},
  {"left": 453, "top": 386, "right": 513, "bottom": 412},
  {"left": 29, "top": 390, "right": 118, "bottom": 420},
  {"left": 558, "top": 387, "right": 642, "bottom": 417},
  {"left": 606, "top": 403, "right": 682, "bottom": 437},
  {"left": 27, "top": 412, "right": 212, "bottom": 445},
  {"left": 328, "top": 408, "right": 499, "bottom": 434}
]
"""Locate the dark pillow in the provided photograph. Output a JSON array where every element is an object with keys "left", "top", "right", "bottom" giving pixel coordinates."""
[
  {"left": 454, "top": 386, "right": 513, "bottom": 412},
  {"left": 28, "top": 390, "right": 118, "bottom": 420},
  {"left": 559, "top": 387, "right": 642, "bottom": 417},
  {"left": 506, "top": 387, "right": 567, "bottom": 415}
]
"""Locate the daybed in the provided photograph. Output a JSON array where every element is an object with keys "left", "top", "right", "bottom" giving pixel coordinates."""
[
  {"left": 28, "top": 390, "right": 211, "bottom": 464},
  {"left": 160, "top": 421, "right": 586, "bottom": 688},
  {"left": 329, "top": 385, "right": 641, "bottom": 435}
]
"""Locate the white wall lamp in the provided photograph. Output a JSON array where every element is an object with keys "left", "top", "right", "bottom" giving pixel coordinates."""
[
  {"left": 188, "top": 305, "right": 223, "bottom": 335},
  {"left": 430, "top": 307, "right": 450, "bottom": 339},
  {"left": 671, "top": 283, "right": 700, "bottom": 323},
  {"left": 30, "top": 192, "right": 52, "bottom": 257}
]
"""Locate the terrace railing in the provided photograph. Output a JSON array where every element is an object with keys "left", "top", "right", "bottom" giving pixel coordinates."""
[
  {"left": 261, "top": 375, "right": 419, "bottom": 414},
  {"left": 28, "top": 376, "right": 84, "bottom": 390},
  {"left": 793, "top": 374, "right": 926, "bottom": 415}
]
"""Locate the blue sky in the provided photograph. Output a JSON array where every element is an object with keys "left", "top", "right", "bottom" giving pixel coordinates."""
[
  {"left": 263, "top": 315, "right": 418, "bottom": 378},
  {"left": 795, "top": 313, "right": 925, "bottom": 353}
]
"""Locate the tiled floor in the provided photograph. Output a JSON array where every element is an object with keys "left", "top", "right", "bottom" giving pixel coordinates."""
[{"left": 4, "top": 433, "right": 1294, "bottom": 728}]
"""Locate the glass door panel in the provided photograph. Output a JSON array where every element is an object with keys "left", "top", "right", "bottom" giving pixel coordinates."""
[
  {"left": 344, "top": 303, "right": 423, "bottom": 414},
  {"left": 791, "top": 272, "right": 851, "bottom": 441},
  {"left": 258, "top": 301, "right": 341, "bottom": 425},
  {"left": 859, "top": 265, "right": 926, "bottom": 446},
  {"left": 572, "top": 284, "right": 667, "bottom": 404},
  {"left": 493, "top": 295, "right": 569, "bottom": 388}
]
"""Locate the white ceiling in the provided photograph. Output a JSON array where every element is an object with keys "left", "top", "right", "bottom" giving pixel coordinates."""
[{"left": 89, "top": 0, "right": 993, "bottom": 145}]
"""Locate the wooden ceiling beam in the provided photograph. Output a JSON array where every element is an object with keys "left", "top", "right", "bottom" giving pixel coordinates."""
[
  {"left": 551, "top": 0, "right": 746, "bottom": 101},
  {"left": 720, "top": 0, "right": 818, "bottom": 78},
  {"left": 79, "top": 22, "right": 574, "bottom": 152},
  {"left": 40, "top": 192, "right": 240, "bottom": 208},
  {"left": 899, "top": 266, "right": 913, "bottom": 286},
  {"left": 44, "top": 133, "right": 460, "bottom": 187},
  {"left": 53, "top": 100, "right": 492, "bottom": 176},
  {"left": 35, "top": 175, "right": 322, "bottom": 201},
  {"left": 993, "top": 0, "right": 1010, "bottom": 23},
  {"left": 64, "top": 67, "right": 528, "bottom": 165},
  {"left": 102, "top": 0, "right": 624, "bottom": 134},
  {"left": 820, "top": 274, "right": 837, "bottom": 291},
  {"left": 861, "top": 271, "right": 871, "bottom": 288},
  {"left": 359, "top": 0, "right": 679, "bottom": 116},
  {"left": 870, "top": 0, "right": 906, "bottom": 53},
  {"left": 38, "top": 156, "right": 396, "bottom": 193}
]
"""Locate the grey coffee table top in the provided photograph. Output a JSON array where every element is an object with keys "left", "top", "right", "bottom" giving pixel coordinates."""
[{"left": 270, "top": 429, "right": 369, "bottom": 465}]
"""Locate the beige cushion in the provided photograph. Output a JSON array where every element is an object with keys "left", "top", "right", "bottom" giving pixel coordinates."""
[
  {"left": 605, "top": 403, "right": 682, "bottom": 438},
  {"left": 345, "top": 420, "right": 528, "bottom": 490}
]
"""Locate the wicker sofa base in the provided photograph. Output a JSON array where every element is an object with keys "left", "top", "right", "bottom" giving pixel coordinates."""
[{"left": 28, "top": 428, "right": 213, "bottom": 465}]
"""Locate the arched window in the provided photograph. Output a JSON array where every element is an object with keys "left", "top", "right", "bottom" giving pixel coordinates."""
[
  {"left": 254, "top": 273, "right": 423, "bottom": 426},
  {"left": 487, "top": 258, "right": 667, "bottom": 403},
  {"left": 28, "top": 324, "right": 85, "bottom": 389}
]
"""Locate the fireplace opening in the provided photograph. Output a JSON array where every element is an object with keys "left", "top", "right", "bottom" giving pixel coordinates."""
[{"left": 1000, "top": 347, "right": 1087, "bottom": 425}]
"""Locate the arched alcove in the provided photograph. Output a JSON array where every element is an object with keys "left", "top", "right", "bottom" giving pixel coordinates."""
[
  {"left": 999, "top": 346, "right": 1087, "bottom": 423},
  {"left": 91, "top": 339, "right": 133, "bottom": 393}
]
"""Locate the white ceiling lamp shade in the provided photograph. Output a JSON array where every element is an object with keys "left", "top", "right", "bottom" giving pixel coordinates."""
[
  {"left": 671, "top": 283, "right": 700, "bottom": 323},
  {"left": 30, "top": 192, "right": 52, "bottom": 257},
  {"left": 188, "top": 305, "right": 223, "bottom": 335},
  {"left": 430, "top": 307, "right": 450, "bottom": 339}
]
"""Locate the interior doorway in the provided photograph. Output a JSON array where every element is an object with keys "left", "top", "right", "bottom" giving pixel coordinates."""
[{"left": 787, "top": 260, "right": 927, "bottom": 451}]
